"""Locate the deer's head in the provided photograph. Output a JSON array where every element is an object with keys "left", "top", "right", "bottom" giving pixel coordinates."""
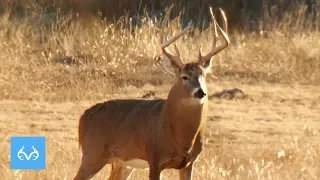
[{"left": 161, "top": 6, "right": 229, "bottom": 102}]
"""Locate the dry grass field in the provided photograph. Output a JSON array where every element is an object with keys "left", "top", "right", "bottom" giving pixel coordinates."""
[{"left": 0, "top": 2, "right": 320, "bottom": 180}]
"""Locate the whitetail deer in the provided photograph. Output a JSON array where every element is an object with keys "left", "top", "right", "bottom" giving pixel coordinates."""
[{"left": 74, "top": 5, "right": 229, "bottom": 180}]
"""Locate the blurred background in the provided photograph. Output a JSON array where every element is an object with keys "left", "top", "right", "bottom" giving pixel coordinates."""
[
  {"left": 0, "top": 0, "right": 319, "bottom": 101},
  {"left": 1, "top": 0, "right": 319, "bottom": 32}
]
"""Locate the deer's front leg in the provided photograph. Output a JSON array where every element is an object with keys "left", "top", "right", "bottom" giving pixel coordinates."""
[
  {"left": 189, "top": 132, "right": 203, "bottom": 160},
  {"left": 179, "top": 132, "right": 203, "bottom": 180},
  {"left": 149, "top": 164, "right": 161, "bottom": 180}
]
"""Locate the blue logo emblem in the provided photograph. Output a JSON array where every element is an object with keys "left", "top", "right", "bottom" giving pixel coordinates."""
[{"left": 10, "top": 136, "right": 46, "bottom": 170}]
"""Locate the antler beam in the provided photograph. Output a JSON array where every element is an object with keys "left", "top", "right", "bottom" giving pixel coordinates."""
[
  {"left": 199, "top": 7, "right": 230, "bottom": 64},
  {"left": 161, "top": 5, "right": 193, "bottom": 68}
]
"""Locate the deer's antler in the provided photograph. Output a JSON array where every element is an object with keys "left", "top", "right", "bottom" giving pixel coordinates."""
[
  {"left": 199, "top": 7, "right": 229, "bottom": 64},
  {"left": 161, "top": 5, "right": 193, "bottom": 68}
]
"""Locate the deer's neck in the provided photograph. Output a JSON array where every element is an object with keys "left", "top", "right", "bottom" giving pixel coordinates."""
[{"left": 163, "top": 82, "right": 208, "bottom": 149}]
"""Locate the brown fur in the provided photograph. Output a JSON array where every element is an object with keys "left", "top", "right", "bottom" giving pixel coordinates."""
[{"left": 74, "top": 64, "right": 209, "bottom": 180}]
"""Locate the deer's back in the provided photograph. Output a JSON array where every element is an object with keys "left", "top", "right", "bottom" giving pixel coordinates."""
[{"left": 78, "top": 99, "right": 166, "bottom": 158}]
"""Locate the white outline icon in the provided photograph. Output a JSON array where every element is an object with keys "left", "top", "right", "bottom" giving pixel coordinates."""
[{"left": 17, "top": 145, "right": 39, "bottom": 160}]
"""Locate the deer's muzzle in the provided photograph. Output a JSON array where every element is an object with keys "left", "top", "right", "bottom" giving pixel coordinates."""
[{"left": 194, "top": 88, "right": 206, "bottom": 99}]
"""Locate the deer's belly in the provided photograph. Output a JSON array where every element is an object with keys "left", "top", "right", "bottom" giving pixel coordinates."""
[{"left": 125, "top": 159, "right": 149, "bottom": 169}]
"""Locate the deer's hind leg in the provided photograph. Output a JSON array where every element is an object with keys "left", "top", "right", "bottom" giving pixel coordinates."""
[
  {"left": 108, "top": 162, "right": 134, "bottom": 180},
  {"left": 74, "top": 152, "right": 109, "bottom": 180}
]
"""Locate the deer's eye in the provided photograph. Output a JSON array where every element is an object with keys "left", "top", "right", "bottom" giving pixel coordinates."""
[{"left": 181, "top": 75, "right": 189, "bottom": 81}]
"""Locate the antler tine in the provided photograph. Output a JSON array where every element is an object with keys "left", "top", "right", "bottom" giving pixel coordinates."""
[
  {"left": 161, "top": 21, "right": 193, "bottom": 48},
  {"left": 160, "top": 5, "right": 174, "bottom": 44},
  {"left": 219, "top": 7, "right": 228, "bottom": 34},
  {"left": 161, "top": 5, "right": 193, "bottom": 68},
  {"left": 199, "top": 7, "right": 230, "bottom": 63}
]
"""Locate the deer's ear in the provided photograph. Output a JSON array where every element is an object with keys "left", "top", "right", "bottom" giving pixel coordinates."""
[{"left": 162, "top": 53, "right": 182, "bottom": 75}]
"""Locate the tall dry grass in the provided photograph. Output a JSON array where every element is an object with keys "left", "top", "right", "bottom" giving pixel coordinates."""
[{"left": 0, "top": 2, "right": 319, "bottom": 102}]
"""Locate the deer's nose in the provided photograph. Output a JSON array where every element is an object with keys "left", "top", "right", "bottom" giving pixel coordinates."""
[{"left": 194, "top": 88, "right": 206, "bottom": 99}]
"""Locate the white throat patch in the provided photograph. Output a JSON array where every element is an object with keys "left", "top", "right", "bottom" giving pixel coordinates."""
[{"left": 181, "top": 97, "right": 205, "bottom": 105}]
